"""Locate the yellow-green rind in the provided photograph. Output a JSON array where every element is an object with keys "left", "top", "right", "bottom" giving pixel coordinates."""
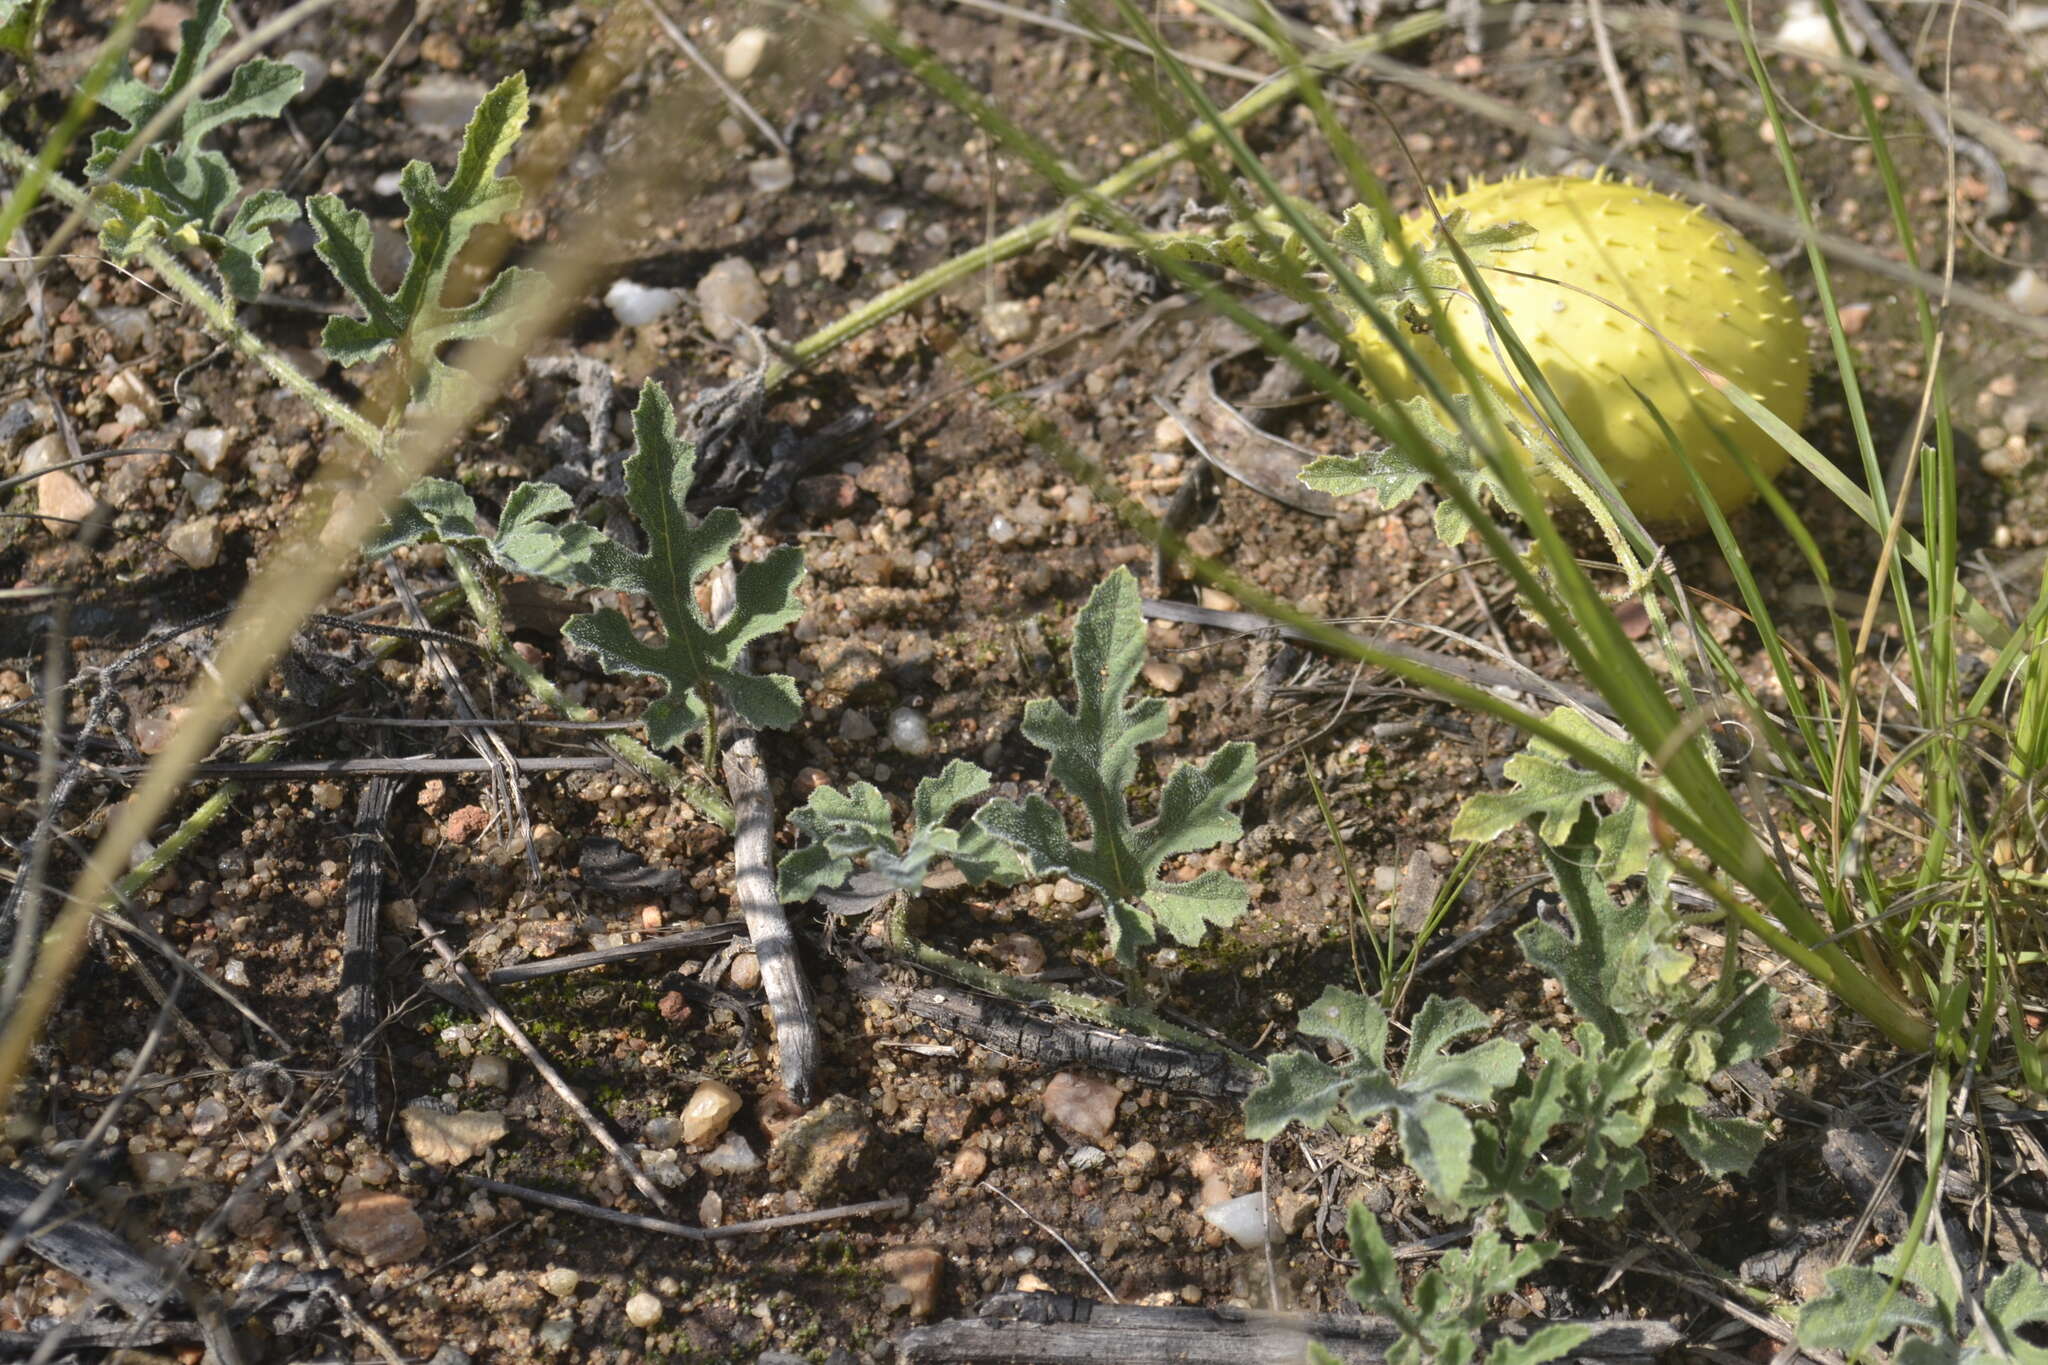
[{"left": 1352, "top": 175, "right": 1811, "bottom": 529}]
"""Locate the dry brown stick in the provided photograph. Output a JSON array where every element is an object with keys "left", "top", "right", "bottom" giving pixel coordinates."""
[
  {"left": 340, "top": 776, "right": 399, "bottom": 1133},
  {"left": 897, "top": 1292, "right": 1685, "bottom": 1365},
  {"left": 419, "top": 921, "right": 677, "bottom": 1216},
  {"left": 709, "top": 566, "right": 821, "bottom": 1106},
  {"left": 466, "top": 1177, "right": 905, "bottom": 1241},
  {"left": 133, "top": 755, "right": 618, "bottom": 778},
  {"left": 386, "top": 564, "right": 540, "bottom": 880},
  {"left": 484, "top": 921, "right": 744, "bottom": 985}
]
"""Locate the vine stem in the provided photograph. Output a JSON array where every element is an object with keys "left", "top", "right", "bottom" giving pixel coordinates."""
[
  {"left": 0, "top": 133, "right": 383, "bottom": 454},
  {"left": 762, "top": 11, "right": 1456, "bottom": 391},
  {"left": 883, "top": 897, "right": 1231, "bottom": 1057},
  {"left": 0, "top": 143, "right": 746, "bottom": 828},
  {"left": 445, "top": 549, "right": 735, "bottom": 829}
]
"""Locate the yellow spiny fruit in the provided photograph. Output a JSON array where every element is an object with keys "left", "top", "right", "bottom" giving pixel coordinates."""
[{"left": 1351, "top": 175, "right": 1811, "bottom": 529}]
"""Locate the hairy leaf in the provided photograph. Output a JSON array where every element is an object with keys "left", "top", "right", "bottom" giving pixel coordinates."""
[
  {"left": 84, "top": 0, "right": 302, "bottom": 299},
  {"left": 777, "top": 759, "right": 1026, "bottom": 903},
  {"left": 1332, "top": 1203, "right": 1578, "bottom": 1365},
  {"left": 1245, "top": 987, "right": 1520, "bottom": 1199},
  {"left": 559, "top": 381, "right": 803, "bottom": 749},
  {"left": 1801, "top": 1246, "right": 2048, "bottom": 1365},
  {"left": 1466, "top": 1025, "right": 1652, "bottom": 1233},
  {"left": 309, "top": 72, "right": 545, "bottom": 407},
  {"left": 1301, "top": 393, "right": 1530, "bottom": 547},
  {"left": 1452, "top": 708, "right": 1659, "bottom": 884},
  {"left": 973, "top": 568, "right": 1255, "bottom": 967},
  {"left": 0, "top": 0, "right": 49, "bottom": 56}
]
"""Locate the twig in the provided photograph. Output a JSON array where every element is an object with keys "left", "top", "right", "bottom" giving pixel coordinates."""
[
  {"left": 386, "top": 563, "right": 538, "bottom": 879},
  {"left": 978, "top": 1182, "right": 1118, "bottom": 1302},
  {"left": 1834, "top": 0, "right": 2009, "bottom": 218},
  {"left": 0, "top": 991, "right": 177, "bottom": 1276},
  {"left": 127, "top": 754, "right": 620, "bottom": 778},
  {"left": 637, "top": 0, "right": 788, "bottom": 154},
  {"left": 1137, "top": 596, "right": 1615, "bottom": 718},
  {"left": 897, "top": 1291, "right": 1685, "bottom": 1364},
  {"left": 1584, "top": 0, "right": 1641, "bottom": 144},
  {"left": 484, "top": 922, "right": 744, "bottom": 985},
  {"left": 761, "top": 11, "right": 1464, "bottom": 389},
  {"left": 710, "top": 566, "right": 821, "bottom": 1106},
  {"left": 465, "top": 1178, "right": 905, "bottom": 1241},
  {"left": 0, "top": 1168, "right": 186, "bottom": 1315},
  {"left": 340, "top": 776, "right": 400, "bottom": 1133},
  {"left": 419, "top": 920, "right": 677, "bottom": 1215}
]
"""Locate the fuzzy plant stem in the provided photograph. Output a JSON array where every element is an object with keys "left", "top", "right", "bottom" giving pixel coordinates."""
[
  {"left": 111, "top": 740, "right": 286, "bottom": 901},
  {"left": 444, "top": 549, "right": 735, "bottom": 829},
  {"left": 0, "top": 135, "right": 384, "bottom": 454},
  {"left": 762, "top": 12, "right": 1455, "bottom": 391},
  {"left": 0, "top": 146, "right": 738, "bottom": 827},
  {"left": 882, "top": 898, "right": 1230, "bottom": 1058}
]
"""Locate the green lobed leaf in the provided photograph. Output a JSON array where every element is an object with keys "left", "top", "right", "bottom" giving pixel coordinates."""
[
  {"left": 361, "top": 477, "right": 486, "bottom": 558},
  {"left": 492, "top": 482, "right": 608, "bottom": 585},
  {"left": 84, "top": 0, "right": 302, "bottom": 300},
  {"left": 1452, "top": 708, "right": 1658, "bottom": 884},
  {"left": 776, "top": 760, "right": 1026, "bottom": 903},
  {"left": 311, "top": 72, "right": 546, "bottom": 405},
  {"left": 1336, "top": 1202, "right": 1565, "bottom": 1365},
  {"left": 0, "top": 0, "right": 50, "bottom": 56},
  {"left": 1245, "top": 987, "right": 1519, "bottom": 1200},
  {"left": 972, "top": 568, "right": 1255, "bottom": 968},
  {"left": 555, "top": 381, "right": 804, "bottom": 750}
]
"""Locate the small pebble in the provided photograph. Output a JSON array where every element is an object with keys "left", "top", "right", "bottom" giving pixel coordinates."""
[
  {"left": 886, "top": 707, "right": 931, "bottom": 755},
  {"left": 134, "top": 1150, "right": 186, "bottom": 1187},
  {"left": 325, "top": 1190, "right": 428, "bottom": 1266},
  {"left": 400, "top": 74, "right": 489, "bottom": 134},
  {"left": 1202, "top": 1192, "right": 1281, "bottom": 1250},
  {"left": 982, "top": 300, "right": 1034, "bottom": 344},
  {"left": 467, "top": 1055, "right": 510, "bottom": 1090},
  {"left": 851, "top": 152, "right": 894, "bottom": 184},
  {"left": 625, "top": 1291, "right": 663, "bottom": 1329},
  {"left": 839, "top": 709, "right": 878, "bottom": 743},
  {"left": 281, "top": 50, "right": 327, "bottom": 99},
  {"left": 727, "top": 951, "right": 761, "bottom": 990},
  {"left": 696, "top": 257, "right": 769, "bottom": 340},
  {"left": 993, "top": 932, "right": 1045, "bottom": 975},
  {"left": 2008, "top": 269, "right": 2048, "bottom": 317},
  {"left": 698, "top": 1132, "right": 761, "bottom": 1175},
  {"left": 1041, "top": 1071, "right": 1119, "bottom": 1144},
  {"left": 401, "top": 1106, "right": 508, "bottom": 1167},
  {"left": 681, "top": 1080, "right": 743, "bottom": 1146},
  {"left": 644, "top": 1116, "right": 684, "bottom": 1148},
  {"left": 1834, "top": 302, "right": 1872, "bottom": 336},
  {"left": 1776, "top": 0, "right": 1866, "bottom": 58},
  {"left": 311, "top": 782, "right": 345, "bottom": 811},
  {"left": 748, "top": 157, "right": 795, "bottom": 194},
  {"left": 723, "top": 27, "right": 770, "bottom": 80},
  {"left": 604, "top": 280, "right": 683, "bottom": 327},
  {"left": 165, "top": 516, "right": 223, "bottom": 569},
  {"left": 1142, "top": 659, "right": 1185, "bottom": 693},
  {"left": 850, "top": 228, "right": 895, "bottom": 257},
  {"left": 190, "top": 1097, "right": 230, "bottom": 1138},
  {"left": 105, "top": 369, "right": 156, "bottom": 419},
  {"left": 879, "top": 1247, "right": 944, "bottom": 1318},
  {"left": 541, "top": 1266, "right": 580, "bottom": 1299},
  {"left": 181, "top": 472, "right": 225, "bottom": 511}
]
